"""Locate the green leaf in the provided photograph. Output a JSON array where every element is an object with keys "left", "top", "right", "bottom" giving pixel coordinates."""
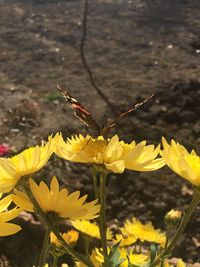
[
  {"left": 45, "top": 92, "right": 62, "bottom": 102},
  {"left": 150, "top": 243, "right": 158, "bottom": 263},
  {"left": 105, "top": 242, "right": 125, "bottom": 267}
]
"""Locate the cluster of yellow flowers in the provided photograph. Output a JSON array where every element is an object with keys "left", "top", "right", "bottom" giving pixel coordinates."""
[
  {"left": 46, "top": 217, "right": 187, "bottom": 267},
  {"left": 0, "top": 132, "right": 199, "bottom": 265},
  {"left": 69, "top": 218, "right": 166, "bottom": 267},
  {"left": 76, "top": 248, "right": 186, "bottom": 267}
]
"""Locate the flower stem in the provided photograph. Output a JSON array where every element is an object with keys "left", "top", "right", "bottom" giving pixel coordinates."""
[
  {"left": 150, "top": 188, "right": 200, "bottom": 267},
  {"left": 24, "top": 179, "right": 94, "bottom": 267},
  {"left": 84, "top": 237, "right": 90, "bottom": 256},
  {"left": 99, "top": 171, "right": 108, "bottom": 265},
  {"left": 92, "top": 166, "right": 98, "bottom": 199},
  {"left": 52, "top": 255, "right": 58, "bottom": 267},
  {"left": 39, "top": 227, "right": 50, "bottom": 267}
]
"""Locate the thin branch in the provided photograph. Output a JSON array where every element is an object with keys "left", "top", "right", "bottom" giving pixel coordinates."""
[{"left": 80, "top": 0, "right": 117, "bottom": 115}]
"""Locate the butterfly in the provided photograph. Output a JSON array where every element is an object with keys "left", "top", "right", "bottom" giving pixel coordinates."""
[{"left": 57, "top": 85, "right": 154, "bottom": 138}]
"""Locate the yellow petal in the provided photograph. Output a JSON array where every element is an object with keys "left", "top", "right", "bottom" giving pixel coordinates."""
[
  {"left": 105, "top": 160, "right": 125, "bottom": 173},
  {"left": 0, "top": 208, "right": 21, "bottom": 223},
  {"left": 105, "top": 135, "right": 123, "bottom": 161},
  {"left": 0, "top": 195, "right": 12, "bottom": 212},
  {"left": 12, "top": 190, "right": 34, "bottom": 212},
  {"left": 0, "top": 222, "right": 21, "bottom": 236}
]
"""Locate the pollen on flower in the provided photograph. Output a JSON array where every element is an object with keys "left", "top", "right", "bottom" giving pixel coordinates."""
[
  {"left": 66, "top": 135, "right": 91, "bottom": 153},
  {"left": 73, "top": 136, "right": 107, "bottom": 162}
]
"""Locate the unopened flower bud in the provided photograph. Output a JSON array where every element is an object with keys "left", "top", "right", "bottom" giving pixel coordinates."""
[
  {"left": 165, "top": 209, "right": 182, "bottom": 228},
  {"left": 50, "top": 230, "right": 79, "bottom": 256}
]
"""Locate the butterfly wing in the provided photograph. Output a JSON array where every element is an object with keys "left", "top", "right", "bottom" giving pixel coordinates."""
[
  {"left": 57, "top": 85, "right": 100, "bottom": 133},
  {"left": 108, "top": 93, "right": 155, "bottom": 129}
]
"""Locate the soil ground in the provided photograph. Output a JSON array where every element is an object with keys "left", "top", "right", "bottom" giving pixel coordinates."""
[{"left": 0, "top": 0, "right": 200, "bottom": 266}]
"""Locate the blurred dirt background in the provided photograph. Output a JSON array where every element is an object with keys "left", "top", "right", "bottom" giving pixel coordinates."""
[{"left": 0, "top": 0, "right": 200, "bottom": 266}]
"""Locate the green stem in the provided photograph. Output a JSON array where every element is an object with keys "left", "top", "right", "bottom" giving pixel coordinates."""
[
  {"left": 138, "top": 243, "right": 142, "bottom": 254},
  {"left": 84, "top": 237, "right": 90, "bottom": 256},
  {"left": 24, "top": 180, "right": 94, "bottom": 267},
  {"left": 52, "top": 255, "right": 58, "bottom": 267},
  {"left": 150, "top": 188, "right": 200, "bottom": 267},
  {"left": 99, "top": 171, "right": 108, "bottom": 265},
  {"left": 92, "top": 166, "right": 98, "bottom": 199},
  {"left": 39, "top": 228, "right": 50, "bottom": 267}
]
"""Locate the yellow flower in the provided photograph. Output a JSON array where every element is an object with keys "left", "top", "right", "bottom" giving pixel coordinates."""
[
  {"left": 54, "top": 133, "right": 164, "bottom": 173},
  {"left": 0, "top": 194, "right": 21, "bottom": 236},
  {"left": 71, "top": 220, "right": 112, "bottom": 240},
  {"left": 159, "top": 258, "right": 186, "bottom": 267},
  {"left": 161, "top": 137, "right": 200, "bottom": 186},
  {"left": 121, "top": 217, "right": 166, "bottom": 246},
  {"left": 76, "top": 249, "right": 102, "bottom": 267},
  {"left": 13, "top": 176, "right": 100, "bottom": 220},
  {"left": 120, "top": 248, "right": 148, "bottom": 267},
  {"left": 128, "top": 253, "right": 148, "bottom": 266},
  {"left": 0, "top": 136, "right": 53, "bottom": 193},
  {"left": 162, "top": 259, "right": 173, "bottom": 267},
  {"left": 76, "top": 248, "right": 148, "bottom": 267},
  {"left": 176, "top": 259, "right": 186, "bottom": 267},
  {"left": 165, "top": 209, "right": 182, "bottom": 228},
  {"left": 113, "top": 233, "right": 137, "bottom": 247},
  {"left": 50, "top": 230, "right": 79, "bottom": 247},
  {"left": 34, "top": 264, "right": 69, "bottom": 267}
]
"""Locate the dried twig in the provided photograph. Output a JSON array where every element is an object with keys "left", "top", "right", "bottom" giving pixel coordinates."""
[{"left": 80, "top": 0, "right": 117, "bottom": 115}]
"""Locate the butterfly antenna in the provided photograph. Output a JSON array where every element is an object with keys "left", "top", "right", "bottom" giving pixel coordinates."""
[{"left": 57, "top": 84, "right": 66, "bottom": 95}]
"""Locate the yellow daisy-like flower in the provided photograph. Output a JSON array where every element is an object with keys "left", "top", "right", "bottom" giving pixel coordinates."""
[
  {"left": 162, "top": 259, "right": 173, "bottom": 267},
  {"left": 76, "top": 247, "right": 148, "bottom": 267},
  {"left": 71, "top": 220, "right": 112, "bottom": 240},
  {"left": 50, "top": 230, "right": 79, "bottom": 247},
  {"left": 121, "top": 217, "right": 166, "bottom": 246},
  {"left": 12, "top": 176, "right": 100, "bottom": 220},
  {"left": 113, "top": 233, "right": 137, "bottom": 247},
  {"left": 161, "top": 258, "right": 186, "bottom": 267},
  {"left": 165, "top": 209, "right": 182, "bottom": 228},
  {"left": 176, "top": 259, "right": 186, "bottom": 267},
  {"left": 34, "top": 264, "right": 69, "bottom": 267},
  {"left": 53, "top": 133, "right": 164, "bottom": 173},
  {"left": 0, "top": 193, "right": 21, "bottom": 236},
  {"left": 76, "top": 249, "right": 102, "bottom": 267},
  {"left": 127, "top": 253, "right": 148, "bottom": 267},
  {"left": 0, "top": 136, "right": 53, "bottom": 193},
  {"left": 161, "top": 137, "right": 200, "bottom": 186},
  {"left": 120, "top": 248, "right": 148, "bottom": 267}
]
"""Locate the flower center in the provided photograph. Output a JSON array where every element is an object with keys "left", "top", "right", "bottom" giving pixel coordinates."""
[
  {"left": 67, "top": 137, "right": 89, "bottom": 153},
  {"left": 84, "top": 139, "right": 107, "bottom": 162}
]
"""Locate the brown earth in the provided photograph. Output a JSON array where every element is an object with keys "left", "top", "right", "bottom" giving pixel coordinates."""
[{"left": 0, "top": 0, "right": 200, "bottom": 266}]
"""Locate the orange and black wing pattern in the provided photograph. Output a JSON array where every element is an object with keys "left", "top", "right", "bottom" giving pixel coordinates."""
[{"left": 57, "top": 85, "right": 100, "bottom": 133}]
